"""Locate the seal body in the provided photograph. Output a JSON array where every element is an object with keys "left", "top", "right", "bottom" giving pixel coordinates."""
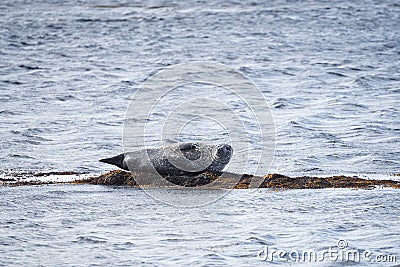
[{"left": 100, "top": 143, "right": 232, "bottom": 176}]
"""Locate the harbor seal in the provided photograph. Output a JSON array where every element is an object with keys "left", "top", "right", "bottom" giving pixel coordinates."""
[{"left": 100, "top": 142, "right": 233, "bottom": 176}]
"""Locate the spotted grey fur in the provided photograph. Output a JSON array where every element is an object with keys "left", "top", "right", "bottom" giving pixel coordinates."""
[{"left": 100, "top": 142, "right": 232, "bottom": 176}]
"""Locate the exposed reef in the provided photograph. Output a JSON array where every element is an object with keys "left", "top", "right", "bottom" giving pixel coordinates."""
[
  {"left": 85, "top": 171, "right": 400, "bottom": 189},
  {"left": 3, "top": 170, "right": 399, "bottom": 189}
]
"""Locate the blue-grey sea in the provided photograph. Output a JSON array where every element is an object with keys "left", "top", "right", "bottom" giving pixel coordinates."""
[{"left": 0, "top": 0, "right": 399, "bottom": 266}]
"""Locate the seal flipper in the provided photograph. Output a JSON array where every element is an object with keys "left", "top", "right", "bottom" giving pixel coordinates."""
[{"left": 99, "top": 154, "right": 128, "bottom": 170}]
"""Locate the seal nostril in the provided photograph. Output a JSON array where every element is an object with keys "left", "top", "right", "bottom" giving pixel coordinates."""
[{"left": 224, "top": 145, "right": 232, "bottom": 152}]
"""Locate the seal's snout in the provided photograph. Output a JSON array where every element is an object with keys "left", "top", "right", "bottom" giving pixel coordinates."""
[
  {"left": 100, "top": 154, "right": 127, "bottom": 170},
  {"left": 217, "top": 144, "right": 233, "bottom": 160}
]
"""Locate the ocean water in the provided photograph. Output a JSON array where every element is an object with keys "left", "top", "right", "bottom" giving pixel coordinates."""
[
  {"left": 1, "top": 0, "right": 399, "bottom": 266},
  {"left": 1, "top": 0, "right": 399, "bottom": 176},
  {"left": 1, "top": 185, "right": 399, "bottom": 266}
]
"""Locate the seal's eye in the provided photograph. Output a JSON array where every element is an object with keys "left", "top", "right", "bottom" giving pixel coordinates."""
[
  {"left": 179, "top": 143, "right": 198, "bottom": 152},
  {"left": 178, "top": 143, "right": 201, "bottom": 161}
]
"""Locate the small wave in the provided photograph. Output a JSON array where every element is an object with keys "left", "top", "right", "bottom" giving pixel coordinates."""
[
  {"left": 202, "top": 253, "right": 227, "bottom": 261},
  {"left": 91, "top": 5, "right": 174, "bottom": 9},
  {"left": 55, "top": 95, "right": 76, "bottom": 101},
  {"left": 18, "top": 64, "right": 41, "bottom": 70},
  {"left": 0, "top": 110, "right": 17, "bottom": 115},
  {"left": 75, "top": 236, "right": 107, "bottom": 244},
  {"left": 25, "top": 140, "right": 42, "bottom": 145},
  {"left": 353, "top": 74, "right": 399, "bottom": 88},
  {"left": 288, "top": 120, "right": 314, "bottom": 131},
  {"left": 271, "top": 97, "right": 304, "bottom": 109},
  {"left": 75, "top": 18, "right": 130, "bottom": 23},
  {"left": 273, "top": 68, "right": 296, "bottom": 76},
  {"left": 96, "top": 121, "right": 122, "bottom": 126},
  {"left": 19, "top": 130, "right": 52, "bottom": 143},
  {"left": 326, "top": 71, "right": 348, "bottom": 77},
  {"left": 91, "top": 5, "right": 124, "bottom": 8},
  {"left": 23, "top": 128, "right": 44, "bottom": 135},
  {"left": 246, "top": 236, "right": 271, "bottom": 245},
  {"left": 8, "top": 154, "right": 35, "bottom": 159},
  {"left": 1, "top": 80, "right": 24, "bottom": 85}
]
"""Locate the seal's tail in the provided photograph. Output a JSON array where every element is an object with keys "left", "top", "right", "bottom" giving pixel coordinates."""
[{"left": 99, "top": 154, "right": 127, "bottom": 170}]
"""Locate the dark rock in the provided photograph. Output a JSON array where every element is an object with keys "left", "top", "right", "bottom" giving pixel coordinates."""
[
  {"left": 78, "top": 171, "right": 400, "bottom": 189},
  {"left": 83, "top": 170, "right": 251, "bottom": 188},
  {"left": 84, "top": 170, "right": 136, "bottom": 186}
]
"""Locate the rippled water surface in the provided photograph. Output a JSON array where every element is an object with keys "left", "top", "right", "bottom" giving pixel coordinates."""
[
  {"left": 1, "top": 0, "right": 399, "bottom": 175},
  {"left": 1, "top": 185, "right": 399, "bottom": 266},
  {"left": 1, "top": 0, "right": 399, "bottom": 265}
]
